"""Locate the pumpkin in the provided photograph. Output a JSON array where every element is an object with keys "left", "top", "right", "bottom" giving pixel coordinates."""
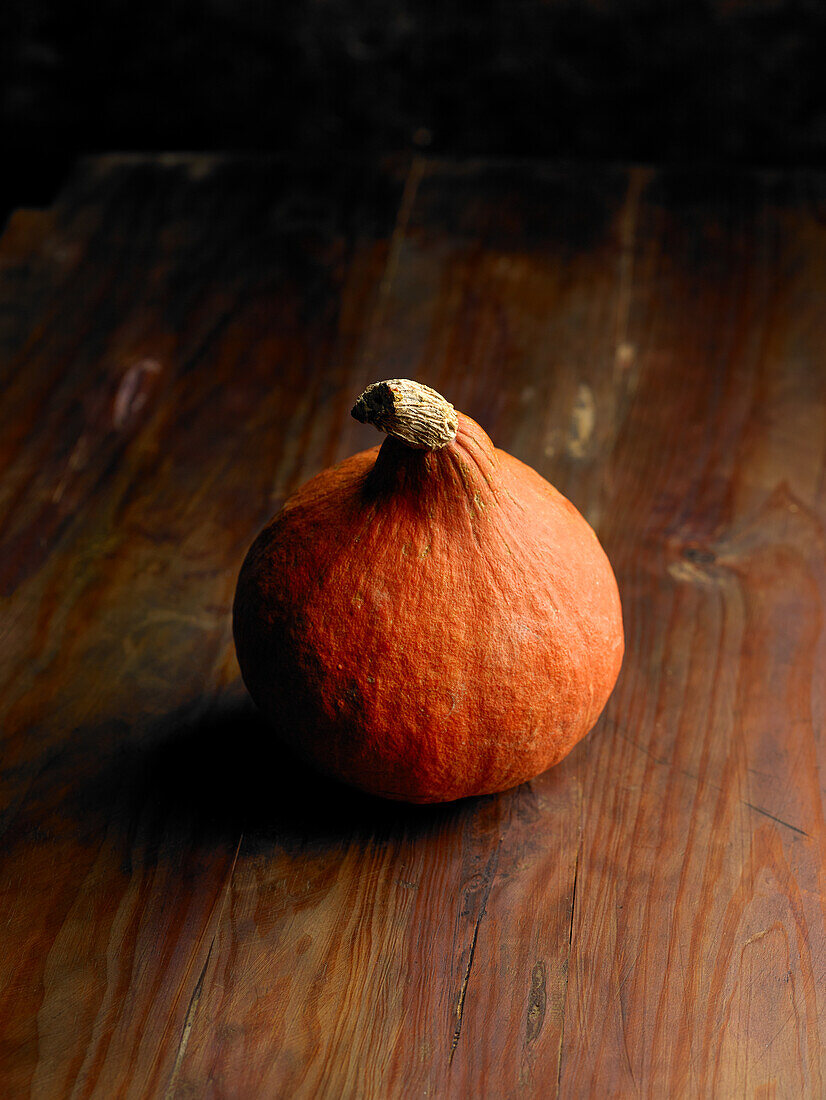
[{"left": 233, "top": 379, "right": 623, "bottom": 803}]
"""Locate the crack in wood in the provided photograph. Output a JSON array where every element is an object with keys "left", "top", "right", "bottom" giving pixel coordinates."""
[
  {"left": 163, "top": 834, "right": 243, "bottom": 1099},
  {"left": 567, "top": 848, "right": 580, "bottom": 952},
  {"left": 164, "top": 942, "right": 213, "bottom": 1100},
  {"left": 448, "top": 834, "right": 504, "bottom": 1066},
  {"left": 556, "top": 834, "right": 582, "bottom": 1096}
]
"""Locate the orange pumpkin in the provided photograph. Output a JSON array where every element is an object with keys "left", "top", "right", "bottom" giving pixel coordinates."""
[{"left": 233, "top": 379, "right": 623, "bottom": 803}]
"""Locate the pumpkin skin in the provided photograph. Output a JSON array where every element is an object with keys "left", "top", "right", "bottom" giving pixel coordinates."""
[{"left": 233, "top": 400, "right": 623, "bottom": 804}]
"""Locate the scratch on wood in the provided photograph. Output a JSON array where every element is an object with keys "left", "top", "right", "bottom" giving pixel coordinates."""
[
  {"left": 618, "top": 965, "right": 637, "bottom": 1089},
  {"left": 742, "top": 801, "right": 810, "bottom": 838},
  {"left": 755, "top": 1006, "right": 798, "bottom": 1064},
  {"left": 448, "top": 836, "right": 503, "bottom": 1065},
  {"left": 164, "top": 942, "right": 213, "bottom": 1100},
  {"left": 163, "top": 834, "right": 242, "bottom": 1099}
]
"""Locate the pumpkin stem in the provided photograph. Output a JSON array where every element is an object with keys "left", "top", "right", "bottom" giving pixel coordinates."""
[{"left": 351, "top": 379, "right": 458, "bottom": 450}]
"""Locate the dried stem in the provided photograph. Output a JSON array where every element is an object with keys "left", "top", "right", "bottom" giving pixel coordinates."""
[{"left": 351, "top": 379, "right": 458, "bottom": 450}]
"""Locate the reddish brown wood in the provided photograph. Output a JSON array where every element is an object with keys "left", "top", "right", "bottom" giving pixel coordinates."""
[{"left": 2, "top": 156, "right": 826, "bottom": 1098}]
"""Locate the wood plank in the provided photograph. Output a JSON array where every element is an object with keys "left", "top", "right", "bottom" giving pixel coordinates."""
[
  {"left": 0, "top": 154, "right": 404, "bottom": 1098},
  {"left": 558, "top": 168, "right": 826, "bottom": 1097}
]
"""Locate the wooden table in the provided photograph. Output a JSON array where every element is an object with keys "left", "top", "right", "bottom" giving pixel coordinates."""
[{"left": 1, "top": 155, "right": 825, "bottom": 1098}]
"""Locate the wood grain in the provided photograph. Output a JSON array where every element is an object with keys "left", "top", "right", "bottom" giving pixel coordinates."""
[{"left": 2, "top": 156, "right": 826, "bottom": 1098}]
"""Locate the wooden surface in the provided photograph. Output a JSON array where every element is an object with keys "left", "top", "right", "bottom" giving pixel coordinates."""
[{"left": 1, "top": 155, "right": 825, "bottom": 1098}]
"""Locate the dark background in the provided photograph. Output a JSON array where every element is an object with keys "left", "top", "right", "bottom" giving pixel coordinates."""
[{"left": 2, "top": 0, "right": 826, "bottom": 222}]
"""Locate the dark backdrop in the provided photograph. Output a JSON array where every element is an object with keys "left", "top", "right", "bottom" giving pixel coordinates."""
[{"left": 3, "top": 0, "right": 826, "bottom": 216}]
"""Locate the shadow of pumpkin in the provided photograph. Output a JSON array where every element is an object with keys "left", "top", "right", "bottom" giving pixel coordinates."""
[{"left": 64, "top": 692, "right": 485, "bottom": 857}]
